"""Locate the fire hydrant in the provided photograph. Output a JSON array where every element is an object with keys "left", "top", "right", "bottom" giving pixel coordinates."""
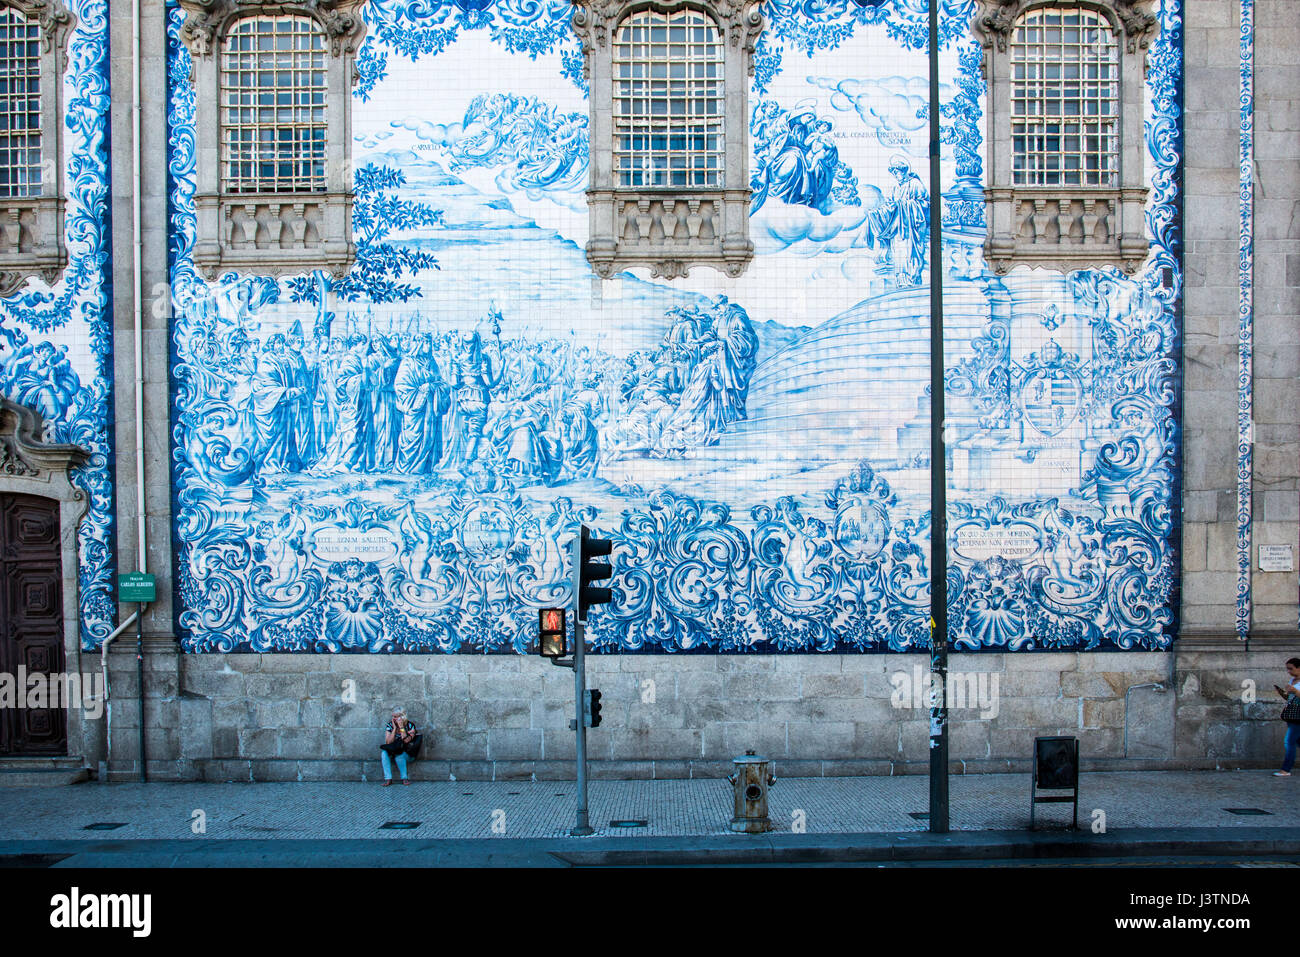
[{"left": 727, "top": 750, "right": 777, "bottom": 833}]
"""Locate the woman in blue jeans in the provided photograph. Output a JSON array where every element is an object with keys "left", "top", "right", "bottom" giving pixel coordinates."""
[
  {"left": 381, "top": 707, "right": 418, "bottom": 786},
  {"left": 1275, "top": 658, "right": 1300, "bottom": 777}
]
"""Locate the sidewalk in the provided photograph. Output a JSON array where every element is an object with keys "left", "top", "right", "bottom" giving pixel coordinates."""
[{"left": 0, "top": 770, "right": 1294, "bottom": 841}]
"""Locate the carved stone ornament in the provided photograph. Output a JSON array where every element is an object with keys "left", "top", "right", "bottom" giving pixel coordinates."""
[
  {"left": 9, "top": 0, "right": 74, "bottom": 52},
  {"left": 178, "top": 0, "right": 370, "bottom": 58},
  {"left": 972, "top": 0, "right": 1158, "bottom": 57},
  {"left": 571, "top": 0, "right": 764, "bottom": 78},
  {"left": 0, "top": 399, "right": 88, "bottom": 480}
]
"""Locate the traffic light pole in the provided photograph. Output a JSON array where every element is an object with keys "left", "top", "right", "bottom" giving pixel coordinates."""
[
  {"left": 570, "top": 535, "right": 594, "bottom": 836},
  {"left": 926, "top": 0, "right": 950, "bottom": 835}
]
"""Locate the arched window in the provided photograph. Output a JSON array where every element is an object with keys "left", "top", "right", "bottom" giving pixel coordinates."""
[
  {"left": 572, "top": 0, "right": 763, "bottom": 279},
  {"left": 0, "top": 0, "right": 72, "bottom": 294},
  {"left": 220, "top": 16, "right": 327, "bottom": 194},
  {"left": 178, "top": 0, "right": 368, "bottom": 279},
  {"left": 974, "top": 0, "right": 1158, "bottom": 275},
  {"left": 1010, "top": 6, "right": 1119, "bottom": 187},
  {"left": 0, "top": 5, "right": 42, "bottom": 199},
  {"left": 613, "top": 8, "right": 723, "bottom": 189}
]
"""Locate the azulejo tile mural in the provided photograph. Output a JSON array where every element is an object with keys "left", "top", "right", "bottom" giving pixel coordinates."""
[
  {"left": 0, "top": 0, "right": 115, "bottom": 648},
  {"left": 165, "top": 0, "right": 1184, "bottom": 654}
]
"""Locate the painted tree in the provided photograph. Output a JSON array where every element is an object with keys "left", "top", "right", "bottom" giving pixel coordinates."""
[{"left": 287, "top": 163, "right": 443, "bottom": 336}]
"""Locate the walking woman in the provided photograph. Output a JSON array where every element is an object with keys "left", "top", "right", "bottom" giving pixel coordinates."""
[{"left": 1274, "top": 658, "right": 1300, "bottom": 777}]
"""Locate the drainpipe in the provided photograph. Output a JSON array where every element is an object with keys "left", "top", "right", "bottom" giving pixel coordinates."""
[
  {"left": 131, "top": 0, "right": 148, "bottom": 784},
  {"left": 97, "top": 612, "right": 139, "bottom": 781}
]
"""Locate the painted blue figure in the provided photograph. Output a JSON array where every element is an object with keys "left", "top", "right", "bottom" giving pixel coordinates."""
[
  {"left": 762, "top": 110, "right": 818, "bottom": 207},
  {"left": 657, "top": 338, "right": 728, "bottom": 455},
  {"left": 751, "top": 108, "right": 841, "bottom": 215},
  {"left": 805, "top": 120, "right": 840, "bottom": 215},
  {"left": 310, "top": 335, "right": 369, "bottom": 475},
  {"left": 711, "top": 300, "right": 759, "bottom": 425},
  {"left": 284, "top": 323, "right": 314, "bottom": 469},
  {"left": 312, "top": 337, "right": 343, "bottom": 464},
  {"left": 868, "top": 156, "right": 930, "bottom": 287},
  {"left": 560, "top": 377, "right": 604, "bottom": 480},
  {"left": 439, "top": 330, "right": 503, "bottom": 471},
  {"left": 514, "top": 112, "right": 587, "bottom": 191},
  {"left": 251, "top": 334, "right": 304, "bottom": 474},
  {"left": 395, "top": 336, "right": 451, "bottom": 474},
  {"left": 5, "top": 340, "right": 80, "bottom": 423},
  {"left": 493, "top": 380, "right": 563, "bottom": 486},
  {"left": 365, "top": 335, "right": 403, "bottom": 472}
]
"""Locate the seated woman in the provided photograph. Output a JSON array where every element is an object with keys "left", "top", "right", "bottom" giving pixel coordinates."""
[{"left": 380, "top": 706, "right": 420, "bottom": 786}]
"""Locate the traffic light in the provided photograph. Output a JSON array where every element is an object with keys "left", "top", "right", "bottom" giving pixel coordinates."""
[
  {"left": 577, "top": 525, "right": 613, "bottom": 622},
  {"left": 538, "top": 608, "right": 566, "bottom": 658},
  {"left": 586, "top": 689, "right": 603, "bottom": 728}
]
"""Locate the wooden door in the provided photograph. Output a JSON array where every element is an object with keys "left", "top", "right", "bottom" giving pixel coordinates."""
[{"left": 0, "top": 494, "right": 66, "bottom": 755}]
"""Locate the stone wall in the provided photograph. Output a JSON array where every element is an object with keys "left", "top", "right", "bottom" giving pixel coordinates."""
[
  {"left": 1181, "top": 0, "right": 1300, "bottom": 635},
  {"left": 93, "top": 637, "right": 1298, "bottom": 781}
]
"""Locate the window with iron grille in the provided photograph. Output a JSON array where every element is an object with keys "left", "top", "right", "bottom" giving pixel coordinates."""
[
  {"left": 0, "top": 0, "right": 72, "bottom": 295},
  {"left": 613, "top": 8, "right": 723, "bottom": 189},
  {"left": 0, "top": 6, "right": 41, "bottom": 199},
  {"left": 1010, "top": 7, "right": 1118, "bottom": 188},
  {"left": 572, "top": 0, "right": 762, "bottom": 279},
  {"left": 219, "top": 16, "right": 327, "bottom": 194},
  {"left": 973, "top": 0, "right": 1157, "bottom": 275},
  {"left": 179, "top": 0, "right": 366, "bottom": 278}
]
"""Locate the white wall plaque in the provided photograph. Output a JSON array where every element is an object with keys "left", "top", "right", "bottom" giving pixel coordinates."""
[{"left": 1258, "top": 544, "right": 1294, "bottom": 573}]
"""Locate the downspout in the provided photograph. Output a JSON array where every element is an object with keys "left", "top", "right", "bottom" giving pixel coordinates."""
[
  {"left": 131, "top": 0, "right": 148, "bottom": 783},
  {"left": 97, "top": 612, "right": 139, "bottom": 780}
]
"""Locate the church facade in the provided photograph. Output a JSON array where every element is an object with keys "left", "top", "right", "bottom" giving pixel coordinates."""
[{"left": 0, "top": 0, "right": 1295, "bottom": 780}]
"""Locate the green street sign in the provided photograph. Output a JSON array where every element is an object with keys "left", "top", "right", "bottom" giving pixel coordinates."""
[{"left": 118, "top": 572, "right": 156, "bottom": 603}]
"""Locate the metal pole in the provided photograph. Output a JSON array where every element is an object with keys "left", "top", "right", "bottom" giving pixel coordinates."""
[
  {"left": 927, "top": 0, "right": 949, "bottom": 835},
  {"left": 136, "top": 601, "right": 147, "bottom": 783},
  {"left": 571, "top": 537, "right": 593, "bottom": 836}
]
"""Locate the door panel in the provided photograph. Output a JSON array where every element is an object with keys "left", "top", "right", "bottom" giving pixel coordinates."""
[{"left": 0, "top": 494, "right": 66, "bottom": 755}]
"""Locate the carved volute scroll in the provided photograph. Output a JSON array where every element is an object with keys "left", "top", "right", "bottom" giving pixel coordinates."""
[
  {"left": 177, "top": 0, "right": 369, "bottom": 59},
  {"left": 973, "top": 0, "right": 1157, "bottom": 57},
  {"left": 0, "top": 398, "right": 87, "bottom": 472}
]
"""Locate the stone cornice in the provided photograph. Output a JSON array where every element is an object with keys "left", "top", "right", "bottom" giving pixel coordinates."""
[
  {"left": 972, "top": 0, "right": 1158, "bottom": 55},
  {"left": 0, "top": 399, "right": 88, "bottom": 479},
  {"left": 571, "top": 0, "right": 764, "bottom": 75},
  {"left": 177, "top": 0, "right": 370, "bottom": 58},
  {"left": 4, "top": 0, "right": 75, "bottom": 55}
]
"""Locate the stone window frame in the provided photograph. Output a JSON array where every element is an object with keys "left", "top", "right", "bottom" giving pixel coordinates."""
[
  {"left": 973, "top": 0, "right": 1158, "bottom": 275},
  {"left": 0, "top": 0, "right": 74, "bottom": 298},
  {"left": 572, "top": 0, "right": 763, "bottom": 280},
  {"left": 177, "top": 0, "right": 369, "bottom": 279}
]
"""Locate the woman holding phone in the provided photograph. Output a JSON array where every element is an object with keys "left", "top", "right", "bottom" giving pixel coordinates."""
[
  {"left": 1273, "top": 658, "right": 1300, "bottom": 777},
  {"left": 381, "top": 707, "right": 418, "bottom": 786}
]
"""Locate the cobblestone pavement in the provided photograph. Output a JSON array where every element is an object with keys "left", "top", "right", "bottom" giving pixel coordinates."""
[{"left": 0, "top": 770, "right": 1294, "bottom": 841}]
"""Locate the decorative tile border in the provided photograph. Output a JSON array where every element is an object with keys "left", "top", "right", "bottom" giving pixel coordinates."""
[
  {"left": 0, "top": 1, "right": 115, "bottom": 649},
  {"left": 1235, "top": 0, "right": 1254, "bottom": 641}
]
